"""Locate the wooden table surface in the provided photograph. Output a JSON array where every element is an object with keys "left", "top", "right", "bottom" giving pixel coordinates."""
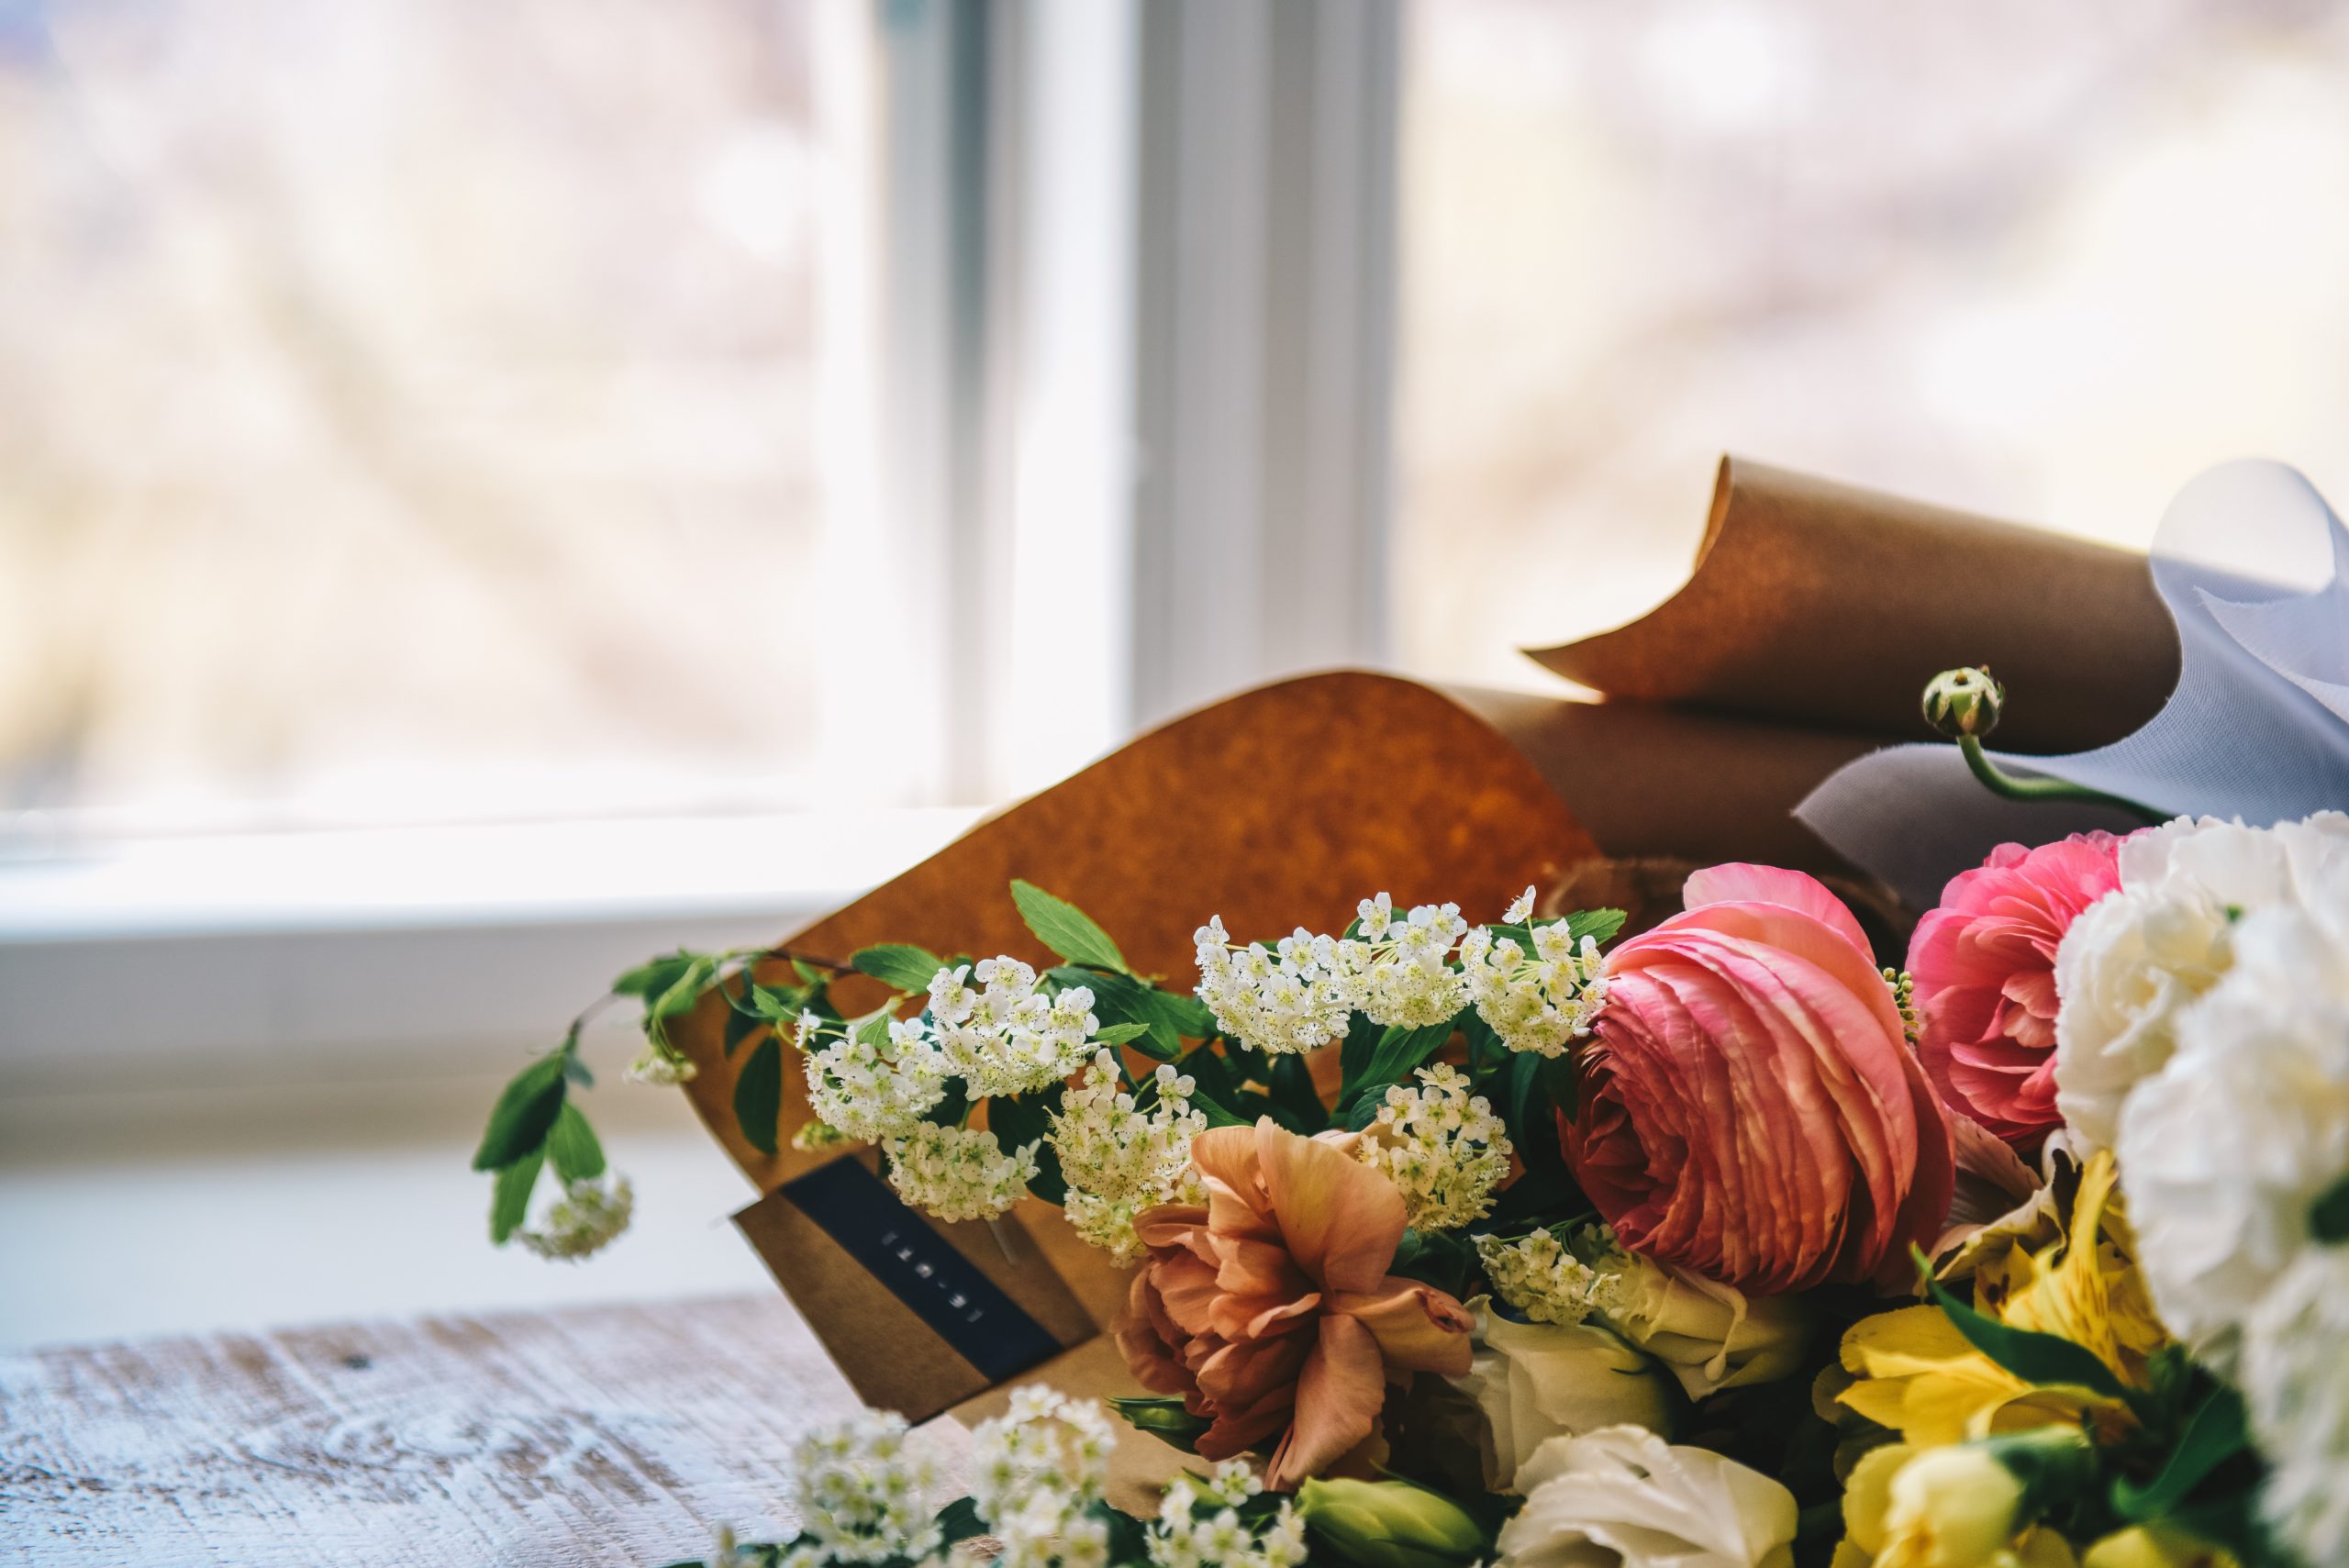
[{"left": 1, "top": 1294, "right": 874, "bottom": 1567}]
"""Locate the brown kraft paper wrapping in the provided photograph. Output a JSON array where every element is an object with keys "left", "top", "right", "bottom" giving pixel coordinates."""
[
  {"left": 1529, "top": 455, "right": 2181, "bottom": 753},
  {"left": 668, "top": 670, "right": 1882, "bottom": 1446}
]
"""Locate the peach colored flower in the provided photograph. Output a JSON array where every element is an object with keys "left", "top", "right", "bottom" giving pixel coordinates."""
[
  {"left": 1564, "top": 864, "right": 1954, "bottom": 1296},
  {"left": 1114, "top": 1118, "right": 1475, "bottom": 1489},
  {"left": 1909, "top": 834, "right": 2125, "bottom": 1143}
]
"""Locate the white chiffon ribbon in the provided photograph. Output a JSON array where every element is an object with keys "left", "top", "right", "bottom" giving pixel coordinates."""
[{"left": 1798, "top": 460, "right": 2349, "bottom": 906}]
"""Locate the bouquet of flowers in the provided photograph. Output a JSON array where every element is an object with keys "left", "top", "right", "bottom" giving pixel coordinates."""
[{"left": 469, "top": 664, "right": 2346, "bottom": 1568}]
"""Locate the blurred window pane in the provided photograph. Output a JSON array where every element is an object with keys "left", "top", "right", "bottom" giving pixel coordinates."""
[
  {"left": 1, "top": 0, "right": 852, "bottom": 834},
  {"left": 1397, "top": 0, "right": 2349, "bottom": 690}
]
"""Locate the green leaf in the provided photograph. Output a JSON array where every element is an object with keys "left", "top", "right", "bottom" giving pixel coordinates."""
[
  {"left": 1389, "top": 1228, "right": 1476, "bottom": 1296},
  {"left": 722, "top": 985, "right": 763, "bottom": 1058},
  {"left": 987, "top": 1089, "right": 1067, "bottom": 1206},
  {"left": 1925, "top": 1269, "right": 2130, "bottom": 1401},
  {"left": 1336, "top": 1009, "right": 1385, "bottom": 1103},
  {"left": 489, "top": 1146, "right": 544, "bottom": 1244},
  {"left": 472, "top": 1054, "right": 569, "bottom": 1172},
  {"left": 1186, "top": 1085, "right": 1251, "bottom": 1129},
  {"left": 562, "top": 1052, "right": 596, "bottom": 1089},
  {"left": 1340, "top": 1018, "right": 1460, "bottom": 1122},
  {"left": 1268, "top": 1052, "right": 1330, "bottom": 1133},
  {"left": 546, "top": 1103, "right": 607, "bottom": 1183},
  {"left": 1011, "top": 880, "right": 1130, "bottom": 973},
  {"left": 1091, "top": 1021, "right": 1152, "bottom": 1047},
  {"left": 648, "top": 955, "right": 718, "bottom": 1018},
  {"left": 2113, "top": 1385, "right": 2250, "bottom": 1522},
  {"left": 852, "top": 943, "right": 947, "bottom": 994},
  {"left": 2310, "top": 1170, "right": 2349, "bottom": 1243},
  {"left": 934, "top": 1496, "right": 989, "bottom": 1548},
  {"left": 734, "top": 1036, "right": 785, "bottom": 1156},
  {"left": 747, "top": 982, "right": 807, "bottom": 1024},
  {"left": 1538, "top": 1050, "right": 1582, "bottom": 1123},
  {"left": 613, "top": 953, "right": 697, "bottom": 998},
  {"left": 1564, "top": 907, "right": 1628, "bottom": 947}
]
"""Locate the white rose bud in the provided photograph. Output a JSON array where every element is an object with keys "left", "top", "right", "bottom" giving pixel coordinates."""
[{"left": 1451, "top": 1301, "right": 1675, "bottom": 1491}]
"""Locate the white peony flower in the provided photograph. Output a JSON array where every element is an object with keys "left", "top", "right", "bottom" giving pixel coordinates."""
[
  {"left": 2240, "top": 1250, "right": 2349, "bottom": 1568},
  {"left": 2054, "top": 812, "right": 2349, "bottom": 1151},
  {"left": 1495, "top": 1425, "right": 1798, "bottom": 1568},
  {"left": 2117, "top": 890, "right": 2349, "bottom": 1367},
  {"left": 1452, "top": 1301, "right": 1675, "bottom": 1492}
]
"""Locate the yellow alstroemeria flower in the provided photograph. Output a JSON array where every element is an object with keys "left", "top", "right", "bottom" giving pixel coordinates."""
[{"left": 1838, "top": 1151, "right": 2163, "bottom": 1448}]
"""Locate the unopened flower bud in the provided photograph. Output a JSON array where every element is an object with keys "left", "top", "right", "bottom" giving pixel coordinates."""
[
  {"left": 1922, "top": 667, "right": 2006, "bottom": 740},
  {"left": 1296, "top": 1477, "right": 1486, "bottom": 1568}
]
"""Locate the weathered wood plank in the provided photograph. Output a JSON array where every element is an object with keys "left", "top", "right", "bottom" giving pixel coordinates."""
[{"left": 0, "top": 1295, "right": 879, "bottom": 1567}]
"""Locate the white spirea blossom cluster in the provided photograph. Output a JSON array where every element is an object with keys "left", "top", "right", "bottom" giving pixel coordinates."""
[
  {"left": 882, "top": 1123, "right": 1041, "bottom": 1224},
  {"left": 626, "top": 1040, "right": 696, "bottom": 1085},
  {"left": 930, "top": 959, "right": 1100, "bottom": 1099},
  {"left": 800, "top": 1014, "right": 949, "bottom": 1144},
  {"left": 1049, "top": 1052, "right": 1208, "bottom": 1263},
  {"left": 2052, "top": 812, "right": 2349, "bottom": 1568},
  {"left": 1475, "top": 1228, "right": 1602, "bottom": 1326},
  {"left": 1357, "top": 1063, "right": 1512, "bottom": 1229},
  {"left": 518, "top": 1175, "right": 635, "bottom": 1261},
  {"left": 775, "top": 1409, "right": 941, "bottom": 1567},
  {"left": 966, "top": 1386, "right": 1116, "bottom": 1568},
  {"left": 1349, "top": 894, "right": 1473, "bottom": 1028},
  {"left": 1196, "top": 889, "right": 1599, "bottom": 1058},
  {"left": 1192, "top": 917, "right": 1359, "bottom": 1056},
  {"left": 1147, "top": 1460, "right": 1309, "bottom": 1568},
  {"left": 1456, "top": 921, "right": 1609, "bottom": 1060}
]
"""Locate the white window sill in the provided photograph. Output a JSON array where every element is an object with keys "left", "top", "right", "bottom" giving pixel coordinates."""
[{"left": 0, "top": 809, "right": 978, "bottom": 1095}]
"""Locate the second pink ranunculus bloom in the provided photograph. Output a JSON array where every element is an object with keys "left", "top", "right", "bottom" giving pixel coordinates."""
[
  {"left": 1114, "top": 1118, "right": 1475, "bottom": 1490},
  {"left": 1563, "top": 864, "right": 1954, "bottom": 1296},
  {"left": 1906, "top": 834, "right": 2125, "bottom": 1145}
]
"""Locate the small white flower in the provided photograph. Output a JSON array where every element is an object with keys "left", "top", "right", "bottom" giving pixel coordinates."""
[
  {"left": 802, "top": 1014, "right": 949, "bottom": 1144},
  {"left": 931, "top": 958, "right": 1100, "bottom": 1099},
  {"left": 1476, "top": 1229, "right": 1601, "bottom": 1326},
  {"left": 1355, "top": 1062, "right": 1510, "bottom": 1229},
  {"left": 1349, "top": 898, "right": 1472, "bottom": 1029},
  {"left": 1495, "top": 1425, "right": 1798, "bottom": 1568},
  {"left": 779, "top": 1407, "right": 941, "bottom": 1563},
  {"left": 625, "top": 1041, "right": 696, "bottom": 1085},
  {"left": 1460, "top": 920, "right": 1608, "bottom": 1059},
  {"left": 1148, "top": 1460, "right": 1307, "bottom": 1568},
  {"left": 883, "top": 1123, "right": 1039, "bottom": 1223},
  {"left": 966, "top": 1386, "right": 1117, "bottom": 1565},
  {"left": 517, "top": 1175, "right": 634, "bottom": 1261},
  {"left": 1504, "top": 885, "right": 1539, "bottom": 924},
  {"left": 1194, "top": 916, "right": 1359, "bottom": 1056},
  {"left": 1050, "top": 1052, "right": 1208, "bottom": 1262}
]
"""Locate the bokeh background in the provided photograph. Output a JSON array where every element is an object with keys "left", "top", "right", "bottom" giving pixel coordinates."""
[{"left": 7, "top": 0, "right": 2346, "bottom": 1347}]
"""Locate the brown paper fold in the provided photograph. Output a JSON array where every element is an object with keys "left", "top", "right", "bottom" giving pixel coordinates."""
[
  {"left": 671, "top": 668, "right": 1907, "bottom": 1436},
  {"left": 1530, "top": 456, "right": 2179, "bottom": 753}
]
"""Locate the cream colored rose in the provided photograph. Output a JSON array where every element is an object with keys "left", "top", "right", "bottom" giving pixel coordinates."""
[
  {"left": 1496, "top": 1425, "right": 1797, "bottom": 1568},
  {"left": 1453, "top": 1300, "right": 1675, "bottom": 1491},
  {"left": 1590, "top": 1242, "right": 1813, "bottom": 1401}
]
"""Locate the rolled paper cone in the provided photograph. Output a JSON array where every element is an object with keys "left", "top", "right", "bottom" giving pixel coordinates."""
[{"left": 1529, "top": 455, "right": 2180, "bottom": 753}]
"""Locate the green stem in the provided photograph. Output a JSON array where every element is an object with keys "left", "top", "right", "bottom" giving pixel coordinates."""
[{"left": 1957, "top": 736, "right": 2166, "bottom": 825}]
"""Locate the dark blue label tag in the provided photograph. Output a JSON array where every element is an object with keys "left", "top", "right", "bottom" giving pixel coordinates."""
[{"left": 782, "top": 1156, "right": 1065, "bottom": 1385}]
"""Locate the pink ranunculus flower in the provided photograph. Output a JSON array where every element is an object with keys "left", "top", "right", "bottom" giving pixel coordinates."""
[
  {"left": 1908, "top": 834, "right": 2125, "bottom": 1144},
  {"left": 1114, "top": 1118, "right": 1475, "bottom": 1490},
  {"left": 1563, "top": 864, "right": 1954, "bottom": 1296}
]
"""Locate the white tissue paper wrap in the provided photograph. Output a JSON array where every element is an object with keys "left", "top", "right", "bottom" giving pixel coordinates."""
[{"left": 1800, "top": 461, "right": 2349, "bottom": 905}]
